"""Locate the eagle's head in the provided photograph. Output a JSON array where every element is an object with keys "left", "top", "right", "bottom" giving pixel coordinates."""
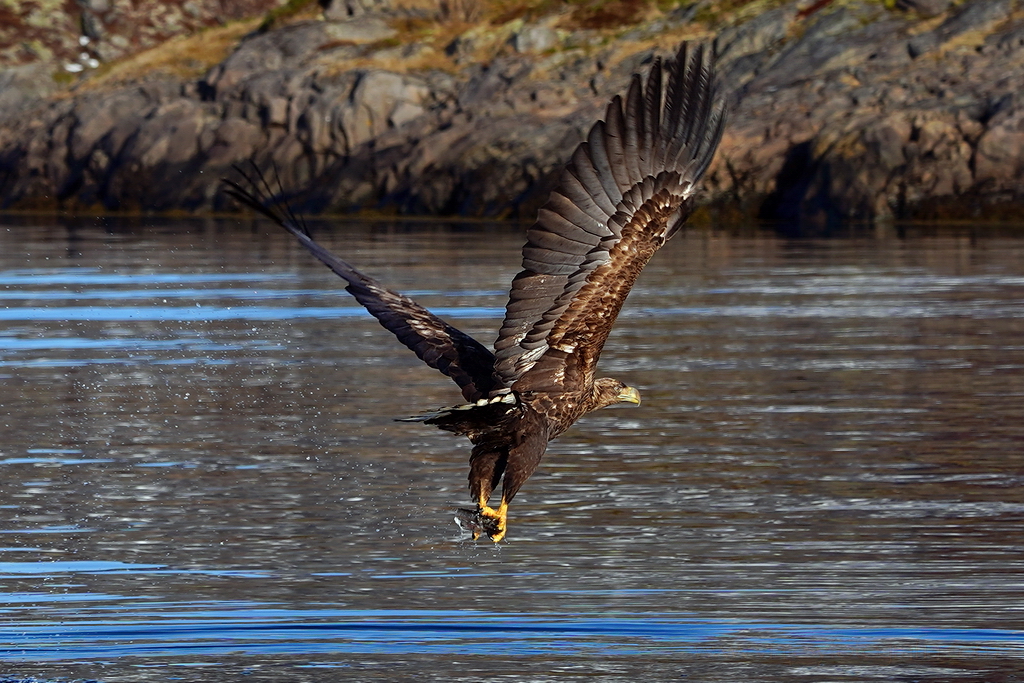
[{"left": 592, "top": 377, "right": 642, "bottom": 410}]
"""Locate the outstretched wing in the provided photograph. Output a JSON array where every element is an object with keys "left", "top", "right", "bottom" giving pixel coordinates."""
[
  {"left": 492, "top": 43, "right": 725, "bottom": 394},
  {"left": 223, "top": 168, "right": 498, "bottom": 402}
]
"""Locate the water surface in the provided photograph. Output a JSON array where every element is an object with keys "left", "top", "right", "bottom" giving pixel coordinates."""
[{"left": 1, "top": 217, "right": 1023, "bottom": 681}]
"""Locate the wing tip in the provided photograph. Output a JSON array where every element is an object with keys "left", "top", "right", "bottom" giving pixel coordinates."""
[{"left": 222, "top": 163, "right": 311, "bottom": 236}]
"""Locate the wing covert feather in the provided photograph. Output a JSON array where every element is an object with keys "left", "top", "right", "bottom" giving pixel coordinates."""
[{"left": 492, "top": 42, "right": 725, "bottom": 392}]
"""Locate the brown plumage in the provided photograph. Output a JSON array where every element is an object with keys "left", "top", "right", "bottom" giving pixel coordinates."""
[{"left": 223, "top": 43, "right": 725, "bottom": 542}]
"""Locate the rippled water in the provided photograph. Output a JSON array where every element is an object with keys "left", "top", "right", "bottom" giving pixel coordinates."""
[{"left": 1, "top": 217, "right": 1023, "bottom": 682}]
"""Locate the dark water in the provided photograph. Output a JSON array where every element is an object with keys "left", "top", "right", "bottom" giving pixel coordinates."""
[{"left": 1, "top": 217, "right": 1023, "bottom": 682}]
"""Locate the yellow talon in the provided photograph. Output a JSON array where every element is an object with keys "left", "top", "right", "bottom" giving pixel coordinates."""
[{"left": 478, "top": 500, "right": 508, "bottom": 543}]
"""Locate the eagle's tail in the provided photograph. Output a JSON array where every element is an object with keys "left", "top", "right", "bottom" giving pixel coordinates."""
[{"left": 397, "top": 393, "right": 518, "bottom": 427}]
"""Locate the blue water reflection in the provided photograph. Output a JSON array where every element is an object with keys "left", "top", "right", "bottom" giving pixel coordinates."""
[
  {"left": 2, "top": 220, "right": 1024, "bottom": 681},
  {"left": 4, "top": 604, "right": 1022, "bottom": 661}
]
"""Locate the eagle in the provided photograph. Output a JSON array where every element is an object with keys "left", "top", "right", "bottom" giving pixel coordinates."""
[{"left": 223, "top": 42, "right": 725, "bottom": 542}]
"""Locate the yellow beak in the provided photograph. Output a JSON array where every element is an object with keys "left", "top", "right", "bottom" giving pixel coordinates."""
[{"left": 617, "top": 386, "right": 641, "bottom": 405}]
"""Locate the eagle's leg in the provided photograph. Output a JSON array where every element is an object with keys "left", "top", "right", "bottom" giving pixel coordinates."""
[
  {"left": 466, "top": 443, "right": 508, "bottom": 540},
  {"left": 477, "top": 496, "right": 508, "bottom": 543},
  {"left": 456, "top": 493, "right": 507, "bottom": 542},
  {"left": 465, "top": 491, "right": 487, "bottom": 541}
]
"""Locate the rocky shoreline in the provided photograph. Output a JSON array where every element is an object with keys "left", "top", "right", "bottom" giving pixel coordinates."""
[{"left": 1, "top": 0, "right": 1023, "bottom": 225}]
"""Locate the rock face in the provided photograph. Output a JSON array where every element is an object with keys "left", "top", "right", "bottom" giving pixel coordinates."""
[
  {"left": 2, "top": 0, "right": 1024, "bottom": 225},
  {"left": 714, "top": 0, "right": 1024, "bottom": 223}
]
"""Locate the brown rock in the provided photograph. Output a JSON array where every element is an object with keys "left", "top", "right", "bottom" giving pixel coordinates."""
[
  {"left": 4, "top": 0, "right": 1024, "bottom": 222},
  {"left": 975, "top": 109, "right": 1024, "bottom": 184},
  {"left": 204, "top": 117, "right": 264, "bottom": 166}
]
